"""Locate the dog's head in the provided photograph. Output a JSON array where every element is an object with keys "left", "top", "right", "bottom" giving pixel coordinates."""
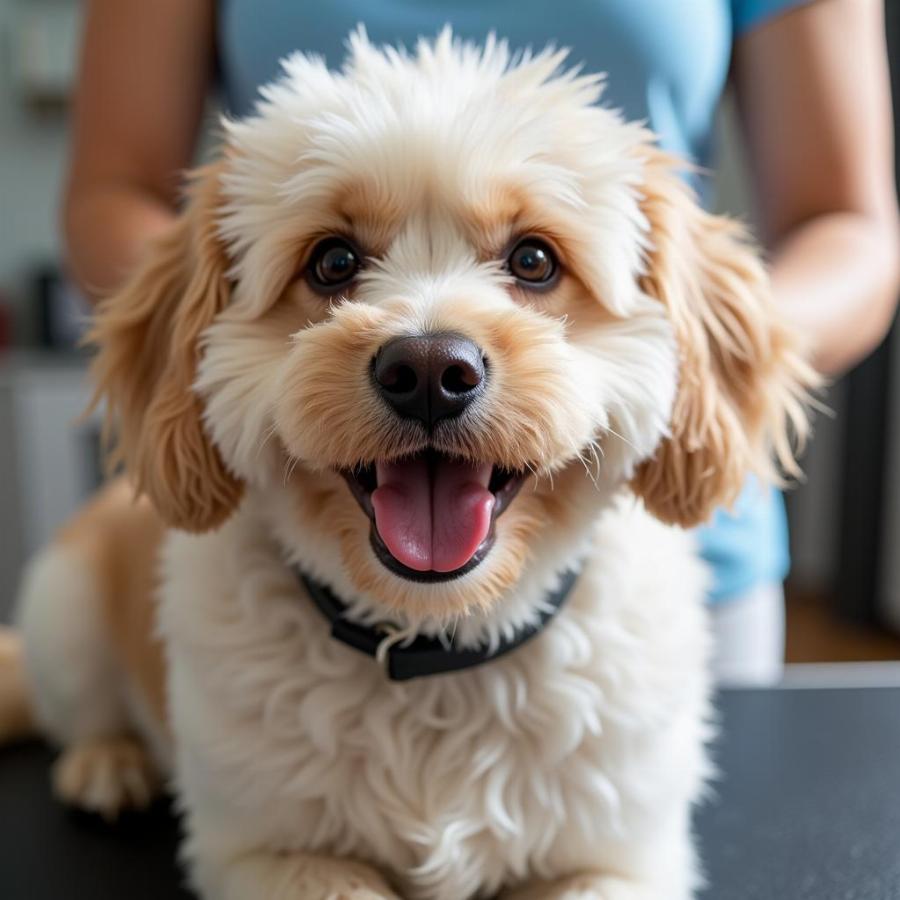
[{"left": 90, "top": 31, "right": 814, "bottom": 626}]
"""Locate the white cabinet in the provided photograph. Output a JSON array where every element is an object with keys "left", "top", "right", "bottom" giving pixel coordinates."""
[{"left": 0, "top": 353, "right": 100, "bottom": 619}]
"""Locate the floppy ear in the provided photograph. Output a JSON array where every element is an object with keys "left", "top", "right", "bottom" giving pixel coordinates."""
[
  {"left": 88, "top": 163, "right": 244, "bottom": 532},
  {"left": 630, "top": 149, "right": 818, "bottom": 527}
]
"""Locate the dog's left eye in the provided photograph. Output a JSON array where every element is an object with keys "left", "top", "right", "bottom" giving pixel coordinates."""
[
  {"left": 307, "top": 238, "right": 361, "bottom": 292},
  {"left": 507, "top": 238, "right": 558, "bottom": 287}
]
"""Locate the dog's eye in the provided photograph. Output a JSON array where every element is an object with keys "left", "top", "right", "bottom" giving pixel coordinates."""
[
  {"left": 507, "top": 239, "right": 558, "bottom": 287},
  {"left": 307, "top": 238, "right": 361, "bottom": 292}
]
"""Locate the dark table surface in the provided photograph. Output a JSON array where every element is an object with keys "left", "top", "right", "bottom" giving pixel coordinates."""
[{"left": 2, "top": 687, "right": 900, "bottom": 899}]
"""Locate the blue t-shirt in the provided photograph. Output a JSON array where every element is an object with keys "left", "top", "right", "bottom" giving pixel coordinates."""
[{"left": 217, "top": 0, "right": 813, "bottom": 603}]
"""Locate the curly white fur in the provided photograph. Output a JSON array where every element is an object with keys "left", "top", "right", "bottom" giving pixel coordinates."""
[{"left": 163, "top": 493, "right": 712, "bottom": 900}]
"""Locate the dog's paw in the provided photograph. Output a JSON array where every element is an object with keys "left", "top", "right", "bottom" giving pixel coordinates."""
[
  {"left": 504, "top": 874, "right": 658, "bottom": 900},
  {"left": 293, "top": 857, "right": 400, "bottom": 900},
  {"left": 52, "top": 736, "right": 161, "bottom": 820},
  {"left": 215, "top": 853, "right": 401, "bottom": 900}
]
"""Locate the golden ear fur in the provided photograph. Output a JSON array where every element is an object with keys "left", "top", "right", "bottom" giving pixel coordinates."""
[
  {"left": 631, "top": 149, "right": 819, "bottom": 527},
  {"left": 87, "top": 164, "right": 243, "bottom": 532}
]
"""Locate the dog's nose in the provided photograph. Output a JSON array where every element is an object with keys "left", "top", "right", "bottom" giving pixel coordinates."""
[{"left": 373, "top": 333, "right": 486, "bottom": 427}]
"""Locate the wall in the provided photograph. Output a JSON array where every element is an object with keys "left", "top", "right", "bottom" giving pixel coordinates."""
[{"left": 0, "top": 0, "right": 77, "bottom": 340}]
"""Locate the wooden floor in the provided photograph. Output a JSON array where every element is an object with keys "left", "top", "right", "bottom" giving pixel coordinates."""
[{"left": 785, "top": 586, "right": 900, "bottom": 663}]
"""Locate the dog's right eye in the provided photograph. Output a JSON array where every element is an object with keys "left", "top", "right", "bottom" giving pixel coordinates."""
[
  {"left": 307, "top": 238, "right": 361, "bottom": 293},
  {"left": 506, "top": 238, "right": 559, "bottom": 289}
]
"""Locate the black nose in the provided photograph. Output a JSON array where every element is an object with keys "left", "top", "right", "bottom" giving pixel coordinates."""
[{"left": 373, "top": 333, "right": 487, "bottom": 427}]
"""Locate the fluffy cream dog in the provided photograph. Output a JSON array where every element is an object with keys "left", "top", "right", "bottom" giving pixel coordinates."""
[{"left": 2, "top": 30, "right": 814, "bottom": 900}]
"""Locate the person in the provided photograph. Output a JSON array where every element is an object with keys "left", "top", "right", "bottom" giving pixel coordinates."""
[{"left": 62, "top": 0, "right": 900, "bottom": 685}]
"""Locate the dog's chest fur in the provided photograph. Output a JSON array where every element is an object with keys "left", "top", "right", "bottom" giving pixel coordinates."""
[{"left": 158, "top": 500, "right": 710, "bottom": 900}]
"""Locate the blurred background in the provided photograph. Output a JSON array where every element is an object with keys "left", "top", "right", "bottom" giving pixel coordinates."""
[{"left": 0, "top": 0, "right": 899, "bottom": 667}]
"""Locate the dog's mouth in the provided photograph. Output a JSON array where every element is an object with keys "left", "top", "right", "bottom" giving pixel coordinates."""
[{"left": 341, "top": 450, "right": 527, "bottom": 583}]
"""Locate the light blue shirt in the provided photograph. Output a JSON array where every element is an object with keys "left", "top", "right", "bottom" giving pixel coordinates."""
[{"left": 217, "top": 0, "right": 813, "bottom": 603}]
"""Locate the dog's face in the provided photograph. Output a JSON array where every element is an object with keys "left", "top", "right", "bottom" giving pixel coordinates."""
[{"left": 90, "top": 32, "right": 813, "bottom": 625}]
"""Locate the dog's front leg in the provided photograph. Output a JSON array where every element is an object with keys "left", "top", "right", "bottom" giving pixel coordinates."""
[
  {"left": 199, "top": 850, "right": 401, "bottom": 900},
  {"left": 502, "top": 873, "right": 668, "bottom": 900}
]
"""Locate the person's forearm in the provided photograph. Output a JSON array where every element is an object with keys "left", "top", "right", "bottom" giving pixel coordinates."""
[
  {"left": 63, "top": 183, "right": 177, "bottom": 304},
  {"left": 768, "top": 211, "right": 900, "bottom": 376}
]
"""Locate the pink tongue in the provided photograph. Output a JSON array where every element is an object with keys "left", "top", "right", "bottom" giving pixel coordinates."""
[{"left": 371, "top": 457, "right": 495, "bottom": 573}]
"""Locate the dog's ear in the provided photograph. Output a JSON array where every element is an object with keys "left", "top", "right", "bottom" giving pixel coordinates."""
[
  {"left": 88, "top": 163, "right": 244, "bottom": 532},
  {"left": 630, "top": 149, "right": 817, "bottom": 527}
]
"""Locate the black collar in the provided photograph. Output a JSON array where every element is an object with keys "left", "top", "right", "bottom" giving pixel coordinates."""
[{"left": 295, "top": 568, "right": 579, "bottom": 681}]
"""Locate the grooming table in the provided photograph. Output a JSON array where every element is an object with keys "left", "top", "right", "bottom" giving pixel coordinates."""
[{"left": 3, "top": 687, "right": 900, "bottom": 899}]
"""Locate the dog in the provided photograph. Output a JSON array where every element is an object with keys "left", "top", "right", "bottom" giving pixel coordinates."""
[{"left": 1, "top": 30, "right": 815, "bottom": 900}]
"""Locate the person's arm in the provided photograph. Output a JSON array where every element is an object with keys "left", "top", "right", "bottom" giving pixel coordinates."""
[
  {"left": 63, "top": 0, "right": 215, "bottom": 302},
  {"left": 732, "top": 0, "right": 900, "bottom": 375}
]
